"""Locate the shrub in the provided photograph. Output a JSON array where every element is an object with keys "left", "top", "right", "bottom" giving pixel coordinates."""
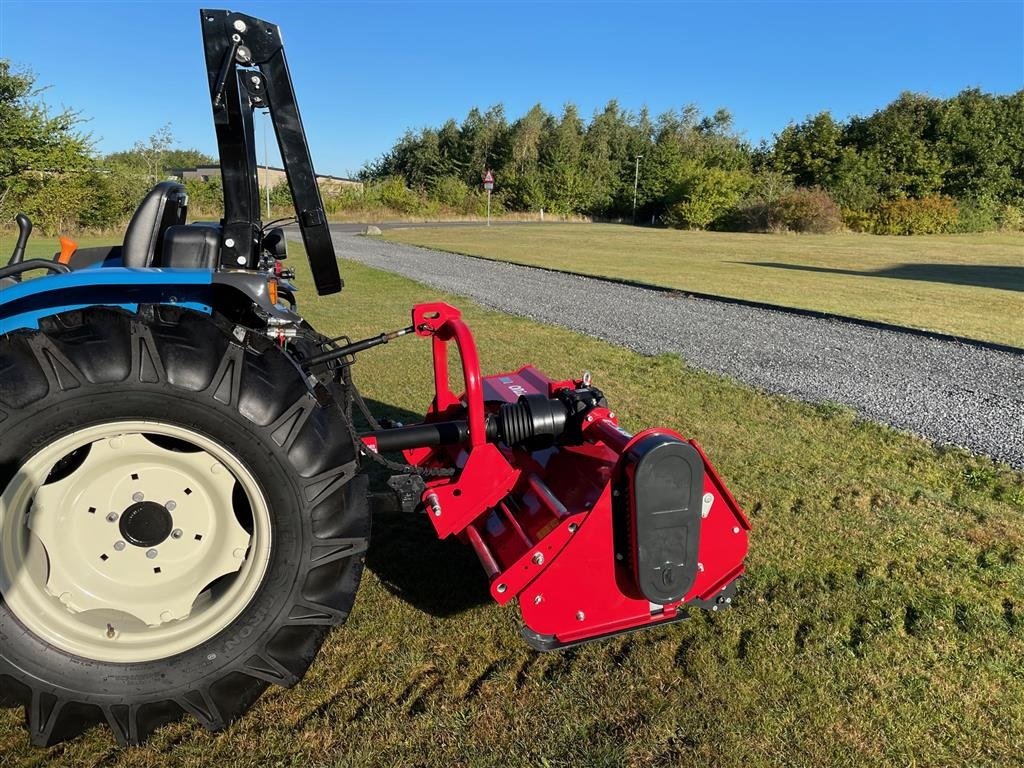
[
  {"left": 841, "top": 208, "right": 875, "bottom": 233},
  {"left": 366, "top": 176, "right": 424, "bottom": 214},
  {"left": 770, "top": 187, "right": 842, "bottom": 233},
  {"left": 873, "top": 195, "right": 959, "bottom": 235},
  {"left": 664, "top": 165, "right": 752, "bottom": 229},
  {"left": 430, "top": 175, "right": 471, "bottom": 209},
  {"left": 955, "top": 195, "right": 1000, "bottom": 233},
  {"left": 998, "top": 203, "right": 1024, "bottom": 232}
]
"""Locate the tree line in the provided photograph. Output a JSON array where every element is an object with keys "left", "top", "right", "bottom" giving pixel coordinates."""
[
  {"left": 3, "top": 55, "right": 1022, "bottom": 236},
  {"left": 362, "top": 89, "right": 1024, "bottom": 234}
]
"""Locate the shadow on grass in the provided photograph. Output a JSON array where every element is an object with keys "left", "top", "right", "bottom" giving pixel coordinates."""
[
  {"left": 360, "top": 398, "right": 491, "bottom": 618},
  {"left": 735, "top": 262, "right": 1024, "bottom": 292}
]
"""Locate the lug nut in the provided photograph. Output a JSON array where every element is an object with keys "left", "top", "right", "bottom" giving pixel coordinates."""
[
  {"left": 114, "top": 541, "right": 126, "bottom": 551},
  {"left": 532, "top": 552, "right": 544, "bottom": 566},
  {"left": 166, "top": 500, "right": 177, "bottom": 511},
  {"left": 106, "top": 512, "right": 119, "bottom": 523},
  {"left": 576, "top": 611, "right": 585, "bottom": 621},
  {"left": 132, "top": 492, "right": 144, "bottom": 502},
  {"left": 171, "top": 528, "right": 183, "bottom": 539},
  {"left": 146, "top": 549, "right": 158, "bottom": 559},
  {"left": 232, "top": 19, "right": 247, "bottom": 32}
]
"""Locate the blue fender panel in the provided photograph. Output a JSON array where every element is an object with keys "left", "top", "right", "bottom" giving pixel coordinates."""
[{"left": 0, "top": 268, "right": 215, "bottom": 333}]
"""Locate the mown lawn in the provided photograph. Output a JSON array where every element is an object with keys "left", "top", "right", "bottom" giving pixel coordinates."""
[
  {"left": 1, "top": 244, "right": 1023, "bottom": 767},
  {"left": 384, "top": 224, "right": 1024, "bottom": 348}
]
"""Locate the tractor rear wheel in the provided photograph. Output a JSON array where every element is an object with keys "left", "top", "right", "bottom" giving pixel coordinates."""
[{"left": 0, "top": 306, "right": 369, "bottom": 746}]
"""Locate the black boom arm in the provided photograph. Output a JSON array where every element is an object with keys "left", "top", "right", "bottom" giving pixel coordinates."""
[{"left": 200, "top": 9, "right": 342, "bottom": 295}]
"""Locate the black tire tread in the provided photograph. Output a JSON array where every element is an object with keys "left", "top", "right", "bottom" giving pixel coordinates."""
[{"left": 0, "top": 306, "right": 368, "bottom": 747}]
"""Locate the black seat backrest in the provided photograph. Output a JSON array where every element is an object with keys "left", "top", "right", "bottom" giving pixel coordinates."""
[{"left": 122, "top": 181, "right": 188, "bottom": 268}]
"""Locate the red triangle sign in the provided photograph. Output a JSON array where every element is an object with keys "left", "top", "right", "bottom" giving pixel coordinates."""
[{"left": 483, "top": 171, "right": 494, "bottom": 183}]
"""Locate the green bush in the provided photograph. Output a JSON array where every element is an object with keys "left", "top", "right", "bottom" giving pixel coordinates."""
[
  {"left": 997, "top": 203, "right": 1024, "bottom": 232},
  {"left": 841, "top": 208, "right": 875, "bottom": 233},
  {"left": 873, "top": 195, "right": 959, "bottom": 235},
  {"left": 366, "top": 176, "right": 424, "bottom": 214},
  {"left": 955, "top": 195, "right": 1000, "bottom": 233},
  {"left": 430, "top": 175, "right": 471, "bottom": 209},
  {"left": 769, "top": 187, "right": 842, "bottom": 233},
  {"left": 664, "top": 165, "right": 752, "bottom": 229},
  {"left": 183, "top": 176, "right": 223, "bottom": 215}
]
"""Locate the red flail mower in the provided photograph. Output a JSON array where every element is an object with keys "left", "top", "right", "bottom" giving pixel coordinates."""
[
  {"left": 362, "top": 302, "right": 750, "bottom": 650},
  {"left": 0, "top": 8, "right": 748, "bottom": 747}
]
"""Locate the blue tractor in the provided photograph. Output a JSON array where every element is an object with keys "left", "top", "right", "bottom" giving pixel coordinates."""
[{"left": 0, "top": 10, "right": 370, "bottom": 745}]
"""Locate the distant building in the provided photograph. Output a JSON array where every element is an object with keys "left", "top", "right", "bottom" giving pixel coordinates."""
[{"left": 171, "top": 164, "right": 363, "bottom": 192}]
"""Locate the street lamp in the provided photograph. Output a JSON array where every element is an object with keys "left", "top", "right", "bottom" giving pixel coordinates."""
[{"left": 632, "top": 155, "right": 643, "bottom": 225}]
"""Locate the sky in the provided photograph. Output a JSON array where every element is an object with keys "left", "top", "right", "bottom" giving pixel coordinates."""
[{"left": 1, "top": 0, "right": 1022, "bottom": 177}]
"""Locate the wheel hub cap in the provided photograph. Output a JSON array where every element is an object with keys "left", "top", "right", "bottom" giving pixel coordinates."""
[{"left": 120, "top": 501, "right": 174, "bottom": 548}]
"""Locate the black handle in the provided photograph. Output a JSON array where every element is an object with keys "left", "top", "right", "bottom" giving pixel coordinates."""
[{"left": 9, "top": 214, "right": 32, "bottom": 267}]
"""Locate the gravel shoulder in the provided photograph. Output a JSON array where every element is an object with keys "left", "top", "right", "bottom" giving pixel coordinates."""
[{"left": 318, "top": 228, "right": 1024, "bottom": 470}]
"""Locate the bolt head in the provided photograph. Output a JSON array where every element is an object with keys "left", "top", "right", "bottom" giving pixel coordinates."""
[
  {"left": 533, "top": 594, "right": 543, "bottom": 605},
  {"left": 232, "top": 19, "right": 247, "bottom": 32},
  {"left": 697, "top": 562, "right": 705, "bottom": 572},
  {"left": 575, "top": 611, "right": 585, "bottom": 621},
  {"left": 171, "top": 528, "right": 183, "bottom": 539},
  {"left": 132, "top": 492, "right": 144, "bottom": 502},
  {"left": 106, "top": 512, "right": 119, "bottom": 523},
  {"left": 568, "top": 522, "right": 578, "bottom": 533},
  {"left": 532, "top": 552, "right": 544, "bottom": 566},
  {"left": 114, "top": 540, "right": 126, "bottom": 551},
  {"left": 496, "top": 583, "right": 507, "bottom": 594},
  {"left": 146, "top": 548, "right": 158, "bottom": 559},
  {"left": 166, "top": 500, "right": 177, "bottom": 512},
  {"left": 224, "top": 238, "right": 236, "bottom": 248},
  {"left": 733, "top": 526, "right": 741, "bottom": 534}
]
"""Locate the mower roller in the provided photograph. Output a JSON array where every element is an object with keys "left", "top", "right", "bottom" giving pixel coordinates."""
[{"left": 0, "top": 10, "right": 749, "bottom": 746}]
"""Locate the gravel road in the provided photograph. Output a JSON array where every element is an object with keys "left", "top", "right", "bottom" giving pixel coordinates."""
[{"left": 317, "top": 228, "right": 1024, "bottom": 470}]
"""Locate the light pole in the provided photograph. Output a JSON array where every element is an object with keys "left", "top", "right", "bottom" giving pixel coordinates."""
[{"left": 632, "top": 154, "right": 643, "bottom": 225}]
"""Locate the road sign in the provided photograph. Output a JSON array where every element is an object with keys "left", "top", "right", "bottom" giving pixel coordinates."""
[{"left": 482, "top": 170, "right": 495, "bottom": 191}]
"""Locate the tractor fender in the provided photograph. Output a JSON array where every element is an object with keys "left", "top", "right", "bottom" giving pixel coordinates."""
[{"left": 0, "top": 268, "right": 292, "bottom": 333}]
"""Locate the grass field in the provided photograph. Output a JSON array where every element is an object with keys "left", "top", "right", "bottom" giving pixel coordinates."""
[
  {"left": 383, "top": 224, "right": 1024, "bottom": 349},
  {"left": 2, "top": 242, "right": 1024, "bottom": 766}
]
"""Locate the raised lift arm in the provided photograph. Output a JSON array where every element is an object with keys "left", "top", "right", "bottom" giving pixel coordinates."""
[{"left": 200, "top": 9, "right": 342, "bottom": 295}]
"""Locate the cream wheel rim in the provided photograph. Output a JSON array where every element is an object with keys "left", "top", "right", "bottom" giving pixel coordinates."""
[{"left": 0, "top": 420, "right": 272, "bottom": 663}]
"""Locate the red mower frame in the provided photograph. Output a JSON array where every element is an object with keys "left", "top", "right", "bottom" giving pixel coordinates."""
[{"left": 363, "top": 302, "right": 751, "bottom": 650}]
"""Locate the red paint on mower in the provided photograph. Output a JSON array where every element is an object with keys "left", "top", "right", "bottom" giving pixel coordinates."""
[{"left": 366, "top": 302, "right": 750, "bottom": 650}]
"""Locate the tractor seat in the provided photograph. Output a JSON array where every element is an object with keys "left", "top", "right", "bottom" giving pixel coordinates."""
[{"left": 122, "top": 181, "right": 188, "bottom": 268}]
